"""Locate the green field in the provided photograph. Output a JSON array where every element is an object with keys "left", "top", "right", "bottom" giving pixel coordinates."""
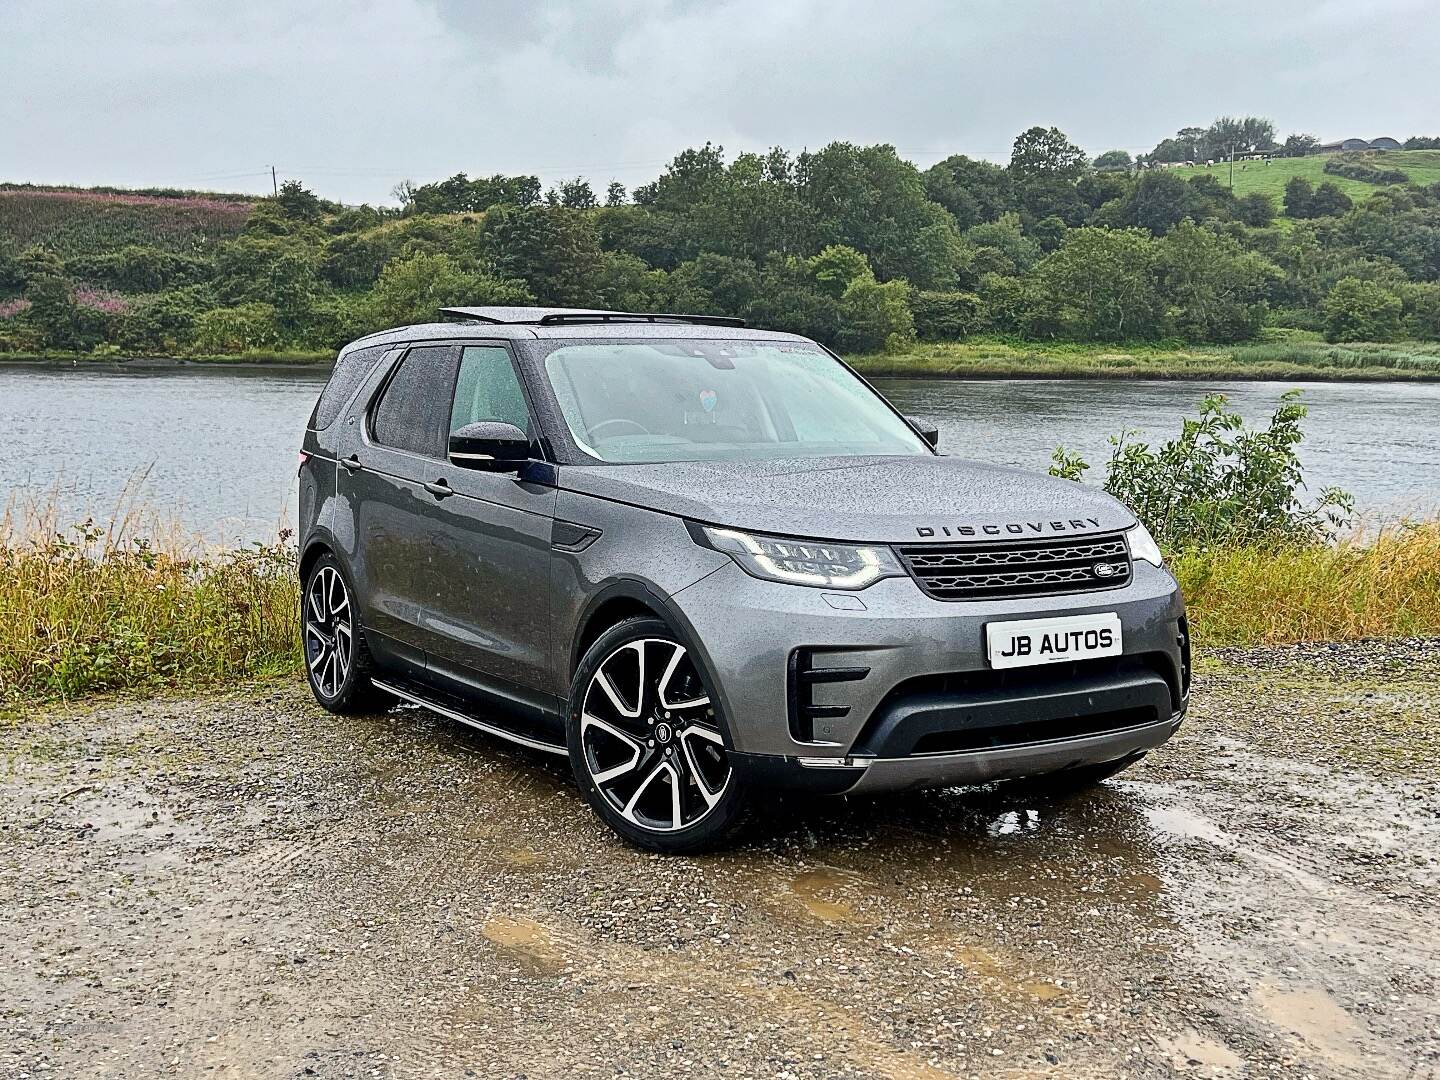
[{"left": 1176, "top": 150, "right": 1440, "bottom": 207}]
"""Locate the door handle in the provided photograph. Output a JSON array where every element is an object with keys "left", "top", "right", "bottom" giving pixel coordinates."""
[
  {"left": 424, "top": 479, "right": 454, "bottom": 499},
  {"left": 340, "top": 454, "right": 364, "bottom": 473}
]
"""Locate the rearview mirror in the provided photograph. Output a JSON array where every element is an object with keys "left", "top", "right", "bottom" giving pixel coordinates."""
[
  {"left": 448, "top": 421, "right": 530, "bottom": 471},
  {"left": 907, "top": 415, "right": 940, "bottom": 450}
]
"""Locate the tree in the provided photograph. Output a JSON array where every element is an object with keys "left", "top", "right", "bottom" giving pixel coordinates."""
[
  {"left": 1307, "top": 182, "right": 1353, "bottom": 219},
  {"left": 922, "top": 155, "right": 1013, "bottom": 229},
  {"left": 1120, "top": 172, "right": 1198, "bottom": 235},
  {"left": 276, "top": 180, "right": 323, "bottom": 223},
  {"left": 1203, "top": 116, "right": 1276, "bottom": 157},
  {"left": 835, "top": 274, "right": 914, "bottom": 353},
  {"left": 480, "top": 205, "right": 607, "bottom": 305},
  {"left": 556, "top": 177, "right": 597, "bottom": 210},
  {"left": 1008, "top": 127, "right": 1088, "bottom": 182},
  {"left": 1092, "top": 150, "right": 1133, "bottom": 172},
  {"left": 366, "top": 252, "right": 532, "bottom": 328},
  {"left": 1281, "top": 133, "right": 1319, "bottom": 158},
  {"left": 807, "top": 244, "right": 872, "bottom": 297},
  {"left": 1154, "top": 221, "right": 1279, "bottom": 342},
  {"left": 910, "top": 290, "right": 983, "bottom": 340},
  {"left": 1322, "top": 277, "right": 1403, "bottom": 342},
  {"left": 1028, "top": 227, "right": 1164, "bottom": 340},
  {"left": 1284, "top": 176, "right": 1315, "bottom": 218},
  {"left": 1235, "top": 192, "right": 1276, "bottom": 227},
  {"left": 965, "top": 213, "right": 1041, "bottom": 276},
  {"left": 605, "top": 181, "right": 628, "bottom": 207},
  {"left": 797, "top": 142, "right": 965, "bottom": 288},
  {"left": 390, "top": 179, "right": 417, "bottom": 210}
]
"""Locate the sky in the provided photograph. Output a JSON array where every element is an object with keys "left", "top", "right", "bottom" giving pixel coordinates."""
[{"left": 4, "top": 0, "right": 1439, "bottom": 206}]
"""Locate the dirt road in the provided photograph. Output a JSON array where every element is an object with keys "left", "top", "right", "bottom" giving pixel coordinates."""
[{"left": 4, "top": 641, "right": 1438, "bottom": 1079}]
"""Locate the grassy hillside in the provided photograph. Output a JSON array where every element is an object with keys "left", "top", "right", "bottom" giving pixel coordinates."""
[
  {"left": 1178, "top": 150, "right": 1440, "bottom": 206},
  {"left": 0, "top": 187, "right": 253, "bottom": 258}
]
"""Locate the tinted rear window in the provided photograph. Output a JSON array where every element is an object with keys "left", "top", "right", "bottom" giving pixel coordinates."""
[
  {"left": 371, "top": 345, "right": 460, "bottom": 458},
  {"left": 311, "top": 344, "right": 388, "bottom": 429}
]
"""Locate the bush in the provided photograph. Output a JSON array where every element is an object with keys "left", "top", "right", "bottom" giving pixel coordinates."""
[
  {"left": 1051, "top": 392, "right": 1353, "bottom": 550},
  {"left": 1235, "top": 192, "right": 1275, "bottom": 227},
  {"left": 1027, "top": 227, "right": 1163, "bottom": 341},
  {"left": 192, "top": 303, "right": 284, "bottom": 353},
  {"left": 365, "top": 252, "right": 533, "bottom": 329},
  {"left": 835, "top": 275, "right": 914, "bottom": 353},
  {"left": 911, "top": 290, "right": 983, "bottom": 340},
  {"left": 1322, "top": 277, "right": 1404, "bottom": 342},
  {"left": 1323, "top": 157, "right": 1408, "bottom": 185},
  {"left": 1287, "top": 179, "right": 1353, "bottom": 220},
  {"left": 1154, "top": 221, "right": 1278, "bottom": 343},
  {"left": 1400, "top": 281, "right": 1440, "bottom": 339}
]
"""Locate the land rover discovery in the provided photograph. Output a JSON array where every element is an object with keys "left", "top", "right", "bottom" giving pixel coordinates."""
[{"left": 297, "top": 307, "right": 1188, "bottom": 852}]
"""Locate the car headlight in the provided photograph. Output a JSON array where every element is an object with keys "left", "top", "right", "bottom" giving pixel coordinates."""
[
  {"left": 1126, "top": 521, "right": 1164, "bottom": 567},
  {"left": 698, "top": 525, "right": 904, "bottom": 590}
]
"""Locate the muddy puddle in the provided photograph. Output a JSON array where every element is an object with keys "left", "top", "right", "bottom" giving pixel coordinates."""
[{"left": 4, "top": 641, "right": 1440, "bottom": 1077}]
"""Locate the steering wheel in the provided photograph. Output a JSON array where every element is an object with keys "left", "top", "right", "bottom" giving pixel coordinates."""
[{"left": 587, "top": 418, "right": 651, "bottom": 440}]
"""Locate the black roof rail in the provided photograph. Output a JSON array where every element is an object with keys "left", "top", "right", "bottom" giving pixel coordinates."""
[
  {"left": 537, "top": 311, "right": 746, "bottom": 328},
  {"left": 437, "top": 305, "right": 745, "bottom": 328}
]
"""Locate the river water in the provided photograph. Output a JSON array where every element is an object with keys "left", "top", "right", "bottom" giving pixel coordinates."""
[{"left": 1, "top": 364, "right": 1436, "bottom": 543}]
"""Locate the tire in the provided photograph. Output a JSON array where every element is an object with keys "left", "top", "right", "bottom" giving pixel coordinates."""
[
  {"left": 565, "top": 616, "right": 758, "bottom": 853},
  {"left": 301, "top": 553, "right": 392, "bottom": 715},
  {"left": 1005, "top": 752, "right": 1144, "bottom": 798}
]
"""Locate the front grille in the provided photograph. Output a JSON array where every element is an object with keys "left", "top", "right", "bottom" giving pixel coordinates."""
[{"left": 897, "top": 532, "right": 1131, "bottom": 601}]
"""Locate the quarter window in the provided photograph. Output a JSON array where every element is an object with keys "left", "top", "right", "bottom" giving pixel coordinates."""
[{"left": 370, "top": 345, "right": 460, "bottom": 457}]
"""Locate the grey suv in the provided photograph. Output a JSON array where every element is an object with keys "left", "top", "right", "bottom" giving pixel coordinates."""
[{"left": 298, "top": 307, "right": 1188, "bottom": 852}]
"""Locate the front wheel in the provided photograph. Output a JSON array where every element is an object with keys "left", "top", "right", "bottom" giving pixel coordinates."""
[{"left": 566, "top": 617, "right": 758, "bottom": 853}]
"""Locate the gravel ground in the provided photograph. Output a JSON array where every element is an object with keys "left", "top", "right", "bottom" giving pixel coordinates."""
[{"left": 3, "top": 639, "right": 1439, "bottom": 1080}]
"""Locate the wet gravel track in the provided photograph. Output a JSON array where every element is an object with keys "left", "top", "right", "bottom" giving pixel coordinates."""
[{"left": 3, "top": 640, "right": 1439, "bottom": 1079}]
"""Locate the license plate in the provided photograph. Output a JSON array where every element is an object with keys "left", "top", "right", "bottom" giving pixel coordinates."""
[{"left": 986, "top": 612, "right": 1122, "bottom": 670}]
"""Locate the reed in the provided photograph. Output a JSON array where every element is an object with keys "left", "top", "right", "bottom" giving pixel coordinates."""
[
  {"left": 1, "top": 500, "right": 1436, "bottom": 703},
  {"left": 0, "top": 499, "right": 300, "bottom": 703},
  {"left": 1172, "top": 520, "right": 1440, "bottom": 646}
]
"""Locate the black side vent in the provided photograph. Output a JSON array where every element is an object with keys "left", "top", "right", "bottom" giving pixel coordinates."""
[
  {"left": 787, "top": 649, "right": 869, "bottom": 743},
  {"left": 1178, "top": 616, "right": 1192, "bottom": 699}
]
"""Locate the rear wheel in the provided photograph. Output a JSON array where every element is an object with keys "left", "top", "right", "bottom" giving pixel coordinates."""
[
  {"left": 302, "top": 553, "right": 391, "bottom": 714},
  {"left": 566, "top": 617, "right": 757, "bottom": 853}
]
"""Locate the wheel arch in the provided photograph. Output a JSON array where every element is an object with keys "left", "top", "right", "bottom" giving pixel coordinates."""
[
  {"left": 570, "top": 582, "right": 669, "bottom": 676},
  {"left": 568, "top": 580, "right": 736, "bottom": 747}
]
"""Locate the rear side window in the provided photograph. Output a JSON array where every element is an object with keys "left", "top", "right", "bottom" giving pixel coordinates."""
[
  {"left": 311, "top": 344, "right": 388, "bottom": 429},
  {"left": 450, "top": 345, "right": 531, "bottom": 435},
  {"left": 370, "top": 345, "right": 460, "bottom": 458}
]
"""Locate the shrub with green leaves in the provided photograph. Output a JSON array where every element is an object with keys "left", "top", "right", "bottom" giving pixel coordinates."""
[
  {"left": 1051, "top": 392, "right": 1353, "bottom": 550},
  {"left": 1323, "top": 277, "right": 1404, "bottom": 342}
]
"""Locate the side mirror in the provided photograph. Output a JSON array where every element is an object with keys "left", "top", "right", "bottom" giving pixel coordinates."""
[
  {"left": 448, "top": 421, "right": 530, "bottom": 471},
  {"left": 907, "top": 415, "right": 940, "bottom": 450}
]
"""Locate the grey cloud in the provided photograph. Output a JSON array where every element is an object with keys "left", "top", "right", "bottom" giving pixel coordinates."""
[{"left": 2, "top": 0, "right": 1436, "bottom": 204}]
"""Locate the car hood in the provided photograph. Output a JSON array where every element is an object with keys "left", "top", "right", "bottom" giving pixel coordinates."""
[{"left": 559, "top": 455, "right": 1136, "bottom": 544}]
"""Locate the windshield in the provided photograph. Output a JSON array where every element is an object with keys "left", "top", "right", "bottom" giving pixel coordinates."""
[{"left": 540, "top": 340, "right": 929, "bottom": 463}]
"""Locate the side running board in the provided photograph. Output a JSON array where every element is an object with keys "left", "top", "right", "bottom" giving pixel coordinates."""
[{"left": 371, "top": 678, "right": 568, "bottom": 757}]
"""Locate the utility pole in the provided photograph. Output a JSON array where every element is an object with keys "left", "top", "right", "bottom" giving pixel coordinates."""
[
  {"left": 1228, "top": 144, "right": 1236, "bottom": 190},
  {"left": 271, "top": 165, "right": 278, "bottom": 196}
]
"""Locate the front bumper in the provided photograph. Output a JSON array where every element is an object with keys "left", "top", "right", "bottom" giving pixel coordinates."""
[{"left": 667, "top": 558, "right": 1188, "bottom": 794}]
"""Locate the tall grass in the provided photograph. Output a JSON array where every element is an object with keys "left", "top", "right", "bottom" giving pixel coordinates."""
[
  {"left": 0, "top": 505, "right": 299, "bottom": 703},
  {"left": 1, "top": 501, "right": 1436, "bottom": 704},
  {"left": 1173, "top": 520, "right": 1440, "bottom": 646}
]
